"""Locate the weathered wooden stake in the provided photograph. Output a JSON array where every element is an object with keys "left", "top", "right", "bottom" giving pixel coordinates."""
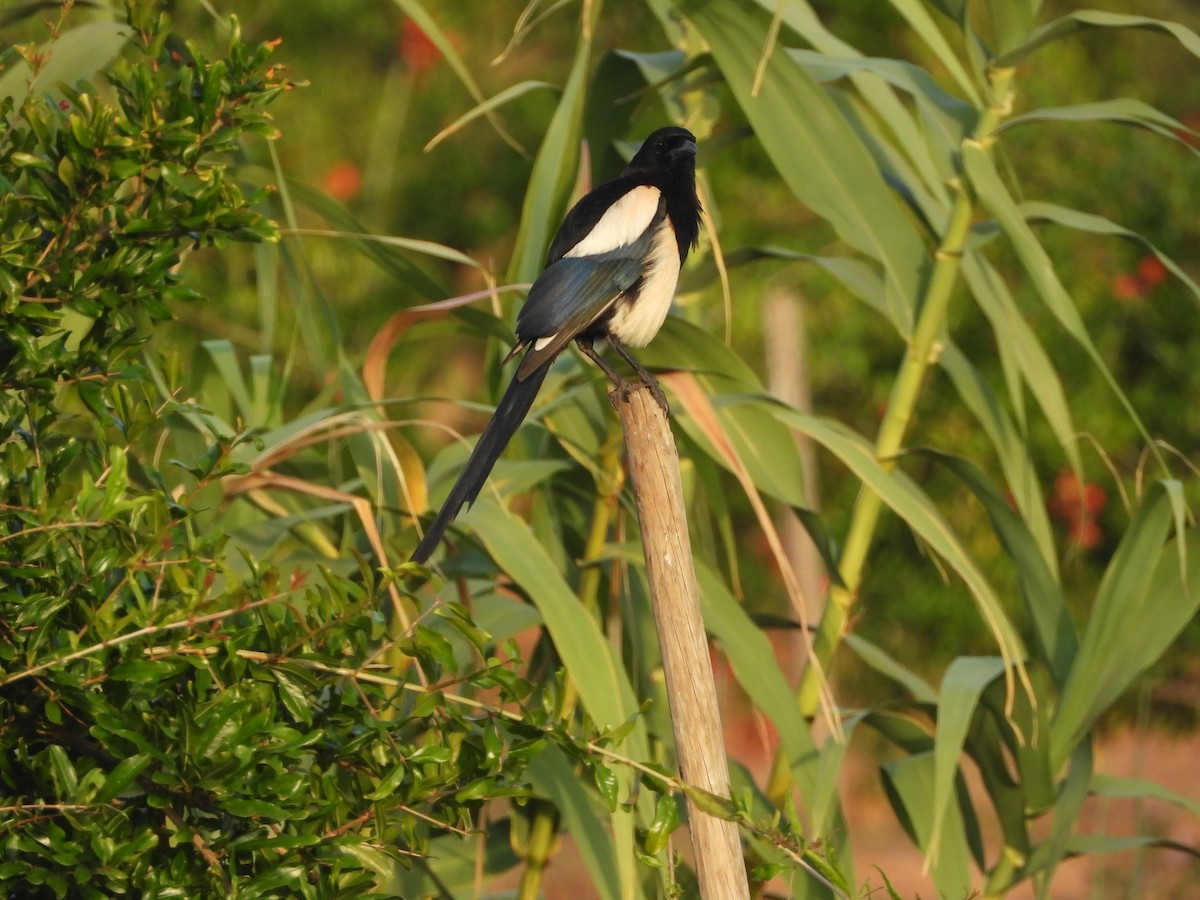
[{"left": 615, "top": 385, "right": 750, "bottom": 899}]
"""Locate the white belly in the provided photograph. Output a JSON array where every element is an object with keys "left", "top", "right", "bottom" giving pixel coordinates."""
[{"left": 606, "top": 216, "right": 680, "bottom": 347}]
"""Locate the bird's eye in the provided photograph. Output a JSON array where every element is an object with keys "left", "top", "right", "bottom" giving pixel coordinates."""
[{"left": 654, "top": 140, "right": 666, "bottom": 152}]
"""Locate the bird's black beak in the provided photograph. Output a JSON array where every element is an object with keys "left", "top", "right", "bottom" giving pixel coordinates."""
[{"left": 670, "top": 139, "right": 698, "bottom": 161}]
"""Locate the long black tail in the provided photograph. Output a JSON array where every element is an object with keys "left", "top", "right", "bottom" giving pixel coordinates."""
[{"left": 410, "top": 364, "right": 551, "bottom": 564}]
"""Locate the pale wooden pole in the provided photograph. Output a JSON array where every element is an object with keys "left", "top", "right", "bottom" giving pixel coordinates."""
[
  {"left": 615, "top": 386, "right": 750, "bottom": 899},
  {"left": 763, "top": 288, "right": 824, "bottom": 680}
]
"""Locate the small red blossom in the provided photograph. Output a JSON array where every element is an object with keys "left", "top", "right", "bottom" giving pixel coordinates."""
[
  {"left": 1048, "top": 470, "right": 1107, "bottom": 550},
  {"left": 1113, "top": 273, "right": 1142, "bottom": 301},
  {"left": 397, "top": 18, "right": 442, "bottom": 75},
  {"left": 1137, "top": 255, "right": 1167, "bottom": 289},
  {"left": 59, "top": 99, "right": 69, "bottom": 110},
  {"left": 322, "top": 162, "right": 362, "bottom": 202}
]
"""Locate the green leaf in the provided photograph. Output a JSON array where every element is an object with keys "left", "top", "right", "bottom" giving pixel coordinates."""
[
  {"left": 107, "top": 659, "right": 184, "bottom": 682},
  {"left": 504, "top": 10, "right": 596, "bottom": 283},
  {"left": 879, "top": 751, "right": 974, "bottom": 896},
  {"left": 279, "top": 179, "right": 446, "bottom": 299},
  {"left": 272, "top": 666, "right": 316, "bottom": 725},
  {"left": 1016, "top": 743, "right": 1093, "bottom": 895},
  {"left": 694, "top": 563, "right": 819, "bottom": 786},
  {"left": 193, "top": 700, "right": 253, "bottom": 760},
  {"left": 644, "top": 793, "right": 680, "bottom": 855},
  {"left": 687, "top": 0, "right": 927, "bottom": 332},
  {"left": 526, "top": 746, "right": 623, "bottom": 900},
  {"left": 843, "top": 633, "right": 936, "bottom": 703},
  {"left": 1065, "top": 833, "right": 1200, "bottom": 859},
  {"left": 773, "top": 410, "right": 1029, "bottom": 671},
  {"left": 962, "top": 140, "right": 1161, "bottom": 469},
  {"left": 0, "top": 22, "right": 133, "bottom": 106},
  {"left": 1016, "top": 201, "right": 1200, "bottom": 303},
  {"left": 999, "top": 98, "right": 1200, "bottom": 154},
  {"left": 46, "top": 745, "right": 79, "bottom": 798},
  {"left": 95, "top": 754, "right": 151, "bottom": 803},
  {"left": 202, "top": 340, "right": 255, "bottom": 424},
  {"left": 593, "top": 762, "right": 619, "bottom": 812},
  {"left": 388, "top": 0, "right": 528, "bottom": 156},
  {"left": 959, "top": 250, "right": 1083, "bottom": 482},
  {"left": 784, "top": 49, "right": 972, "bottom": 214},
  {"left": 938, "top": 339, "right": 1058, "bottom": 570},
  {"left": 425, "top": 80, "right": 557, "bottom": 151},
  {"left": 995, "top": 10, "right": 1200, "bottom": 68},
  {"left": 221, "top": 799, "right": 294, "bottom": 820},
  {"left": 468, "top": 502, "right": 646, "bottom": 748},
  {"left": 914, "top": 450, "right": 1075, "bottom": 685},
  {"left": 1090, "top": 774, "right": 1200, "bottom": 819},
  {"left": 746, "top": 0, "right": 980, "bottom": 104},
  {"left": 985, "top": 0, "right": 1039, "bottom": 54},
  {"left": 366, "top": 763, "right": 410, "bottom": 801},
  {"left": 881, "top": 0, "right": 982, "bottom": 102},
  {"left": 676, "top": 393, "right": 810, "bottom": 509},
  {"left": 926, "top": 657, "right": 1007, "bottom": 869},
  {"left": 1051, "top": 484, "right": 1196, "bottom": 769}
]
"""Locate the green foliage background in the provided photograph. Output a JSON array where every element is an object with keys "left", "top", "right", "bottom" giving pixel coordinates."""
[{"left": 2, "top": 0, "right": 1199, "bottom": 897}]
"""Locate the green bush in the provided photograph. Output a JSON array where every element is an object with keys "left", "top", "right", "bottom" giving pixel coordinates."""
[{"left": 0, "top": 5, "right": 560, "bottom": 896}]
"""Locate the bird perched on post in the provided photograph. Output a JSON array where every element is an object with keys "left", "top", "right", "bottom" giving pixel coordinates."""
[{"left": 410, "top": 126, "right": 702, "bottom": 564}]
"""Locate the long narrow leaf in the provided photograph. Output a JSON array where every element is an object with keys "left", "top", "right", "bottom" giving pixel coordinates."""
[
  {"left": 389, "top": 0, "right": 528, "bottom": 155},
  {"left": 996, "top": 10, "right": 1200, "bottom": 68},
  {"left": 773, "top": 410, "right": 1030, "bottom": 686},
  {"left": 962, "top": 141, "right": 1163, "bottom": 470},
  {"left": 938, "top": 341, "right": 1059, "bottom": 576},
  {"left": 879, "top": 751, "right": 974, "bottom": 896},
  {"left": 526, "top": 746, "right": 624, "bottom": 900},
  {"left": 927, "top": 657, "right": 1007, "bottom": 869},
  {"left": 1090, "top": 773, "right": 1200, "bottom": 820},
  {"left": 843, "top": 633, "right": 936, "bottom": 703},
  {"left": 915, "top": 450, "right": 1075, "bottom": 685},
  {"left": 505, "top": 10, "right": 597, "bottom": 283},
  {"left": 999, "top": 99, "right": 1200, "bottom": 156},
  {"left": 425, "top": 80, "right": 558, "bottom": 152},
  {"left": 985, "top": 0, "right": 1038, "bottom": 54},
  {"left": 468, "top": 501, "right": 646, "bottom": 745},
  {"left": 1051, "top": 484, "right": 1196, "bottom": 768},
  {"left": 1017, "top": 201, "right": 1200, "bottom": 303},
  {"left": 960, "top": 250, "right": 1083, "bottom": 480},
  {"left": 884, "top": 0, "right": 982, "bottom": 102},
  {"left": 687, "top": 0, "right": 927, "bottom": 332}
]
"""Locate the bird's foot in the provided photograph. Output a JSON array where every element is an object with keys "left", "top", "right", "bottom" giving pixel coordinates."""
[{"left": 609, "top": 376, "right": 670, "bottom": 416}]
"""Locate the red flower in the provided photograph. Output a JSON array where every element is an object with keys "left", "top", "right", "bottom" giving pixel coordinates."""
[
  {"left": 322, "top": 162, "right": 362, "bottom": 202},
  {"left": 1048, "top": 470, "right": 1107, "bottom": 550},
  {"left": 1113, "top": 273, "right": 1142, "bottom": 301},
  {"left": 1136, "top": 255, "right": 1167, "bottom": 289},
  {"left": 397, "top": 18, "right": 442, "bottom": 75}
]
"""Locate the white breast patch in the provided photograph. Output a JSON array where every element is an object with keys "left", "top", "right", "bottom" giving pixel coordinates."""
[
  {"left": 565, "top": 185, "right": 662, "bottom": 258},
  {"left": 606, "top": 216, "right": 681, "bottom": 348}
]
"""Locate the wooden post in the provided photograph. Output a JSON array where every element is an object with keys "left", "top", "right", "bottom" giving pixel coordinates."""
[{"left": 615, "top": 386, "right": 750, "bottom": 899}]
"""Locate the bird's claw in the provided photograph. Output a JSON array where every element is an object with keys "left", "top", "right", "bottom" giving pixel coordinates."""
[{"left": 610, "top": 377, "right": 670, "bottom": 416}]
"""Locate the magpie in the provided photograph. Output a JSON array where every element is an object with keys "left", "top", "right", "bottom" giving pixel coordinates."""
[{"left": 410, "top": 126, "right": 701, "bottom": 565}]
